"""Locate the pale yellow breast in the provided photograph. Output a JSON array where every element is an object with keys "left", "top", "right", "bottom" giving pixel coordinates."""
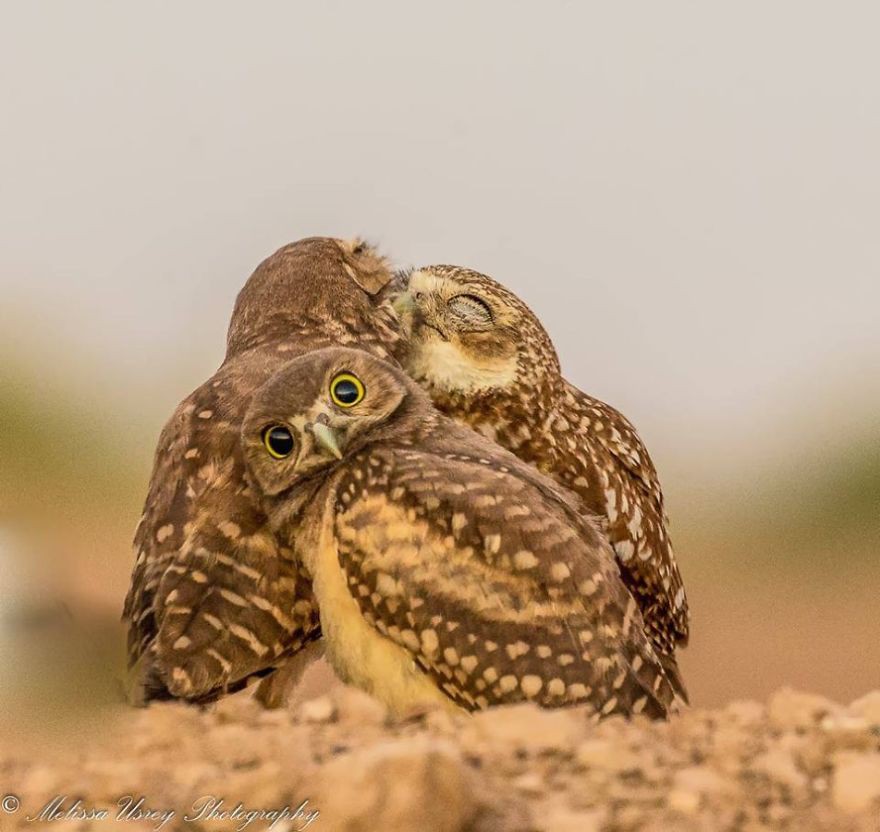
[{"left": 305, "top": 482, "right": 457, "bottom": 718}]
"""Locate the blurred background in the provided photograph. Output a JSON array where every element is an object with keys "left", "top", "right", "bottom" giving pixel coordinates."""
[{"left": 1, "top": 1, "right": 877, "bottom": 725}]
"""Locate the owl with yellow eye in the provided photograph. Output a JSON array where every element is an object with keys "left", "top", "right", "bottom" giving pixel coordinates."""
[
  {"left": 241, "top": 346, "right": 682, "bottom": 719},
  {"left": 122, "top": 237, "right": 400, "bottom": 706}
]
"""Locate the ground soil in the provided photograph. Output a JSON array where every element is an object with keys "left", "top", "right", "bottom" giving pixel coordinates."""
[{"left": 1, "top": 682, "right": 879, "bottom": 832}]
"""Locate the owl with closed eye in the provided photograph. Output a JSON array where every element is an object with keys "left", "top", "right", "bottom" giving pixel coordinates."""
[
  {"left": 392, "top": 265, "right": 689, "bottom": 688},
  {"left": 123, "top": 237, "right": 399, "bottom": 705},
  {"left": 241, "top": 346, "right": 683, "bottom": 719}
]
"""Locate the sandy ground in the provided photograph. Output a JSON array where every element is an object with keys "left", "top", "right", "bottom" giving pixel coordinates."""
[{"left": 1, "top": 683, "right": 879, "bottom": 832}]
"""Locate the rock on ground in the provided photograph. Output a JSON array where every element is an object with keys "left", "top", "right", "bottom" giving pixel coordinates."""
[{"left": 1, "top": 685, "right": 879, "bottom": 831}]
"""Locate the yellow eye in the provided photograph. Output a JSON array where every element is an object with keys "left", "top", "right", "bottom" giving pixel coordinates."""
[
  {"left": 330, "top": 372, "right": 365, "bottom": 408},
  {"left": 263, "top": 424, "right": 295, "bottom": 459}
]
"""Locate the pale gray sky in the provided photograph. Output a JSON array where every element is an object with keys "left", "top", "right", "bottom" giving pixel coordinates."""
[{"left": 2, "top": 1, "right": 878, "bottom": 483}]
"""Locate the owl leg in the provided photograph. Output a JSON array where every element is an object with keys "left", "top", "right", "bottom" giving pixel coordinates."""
[{"left": 253, "top": 640, "right": 326, "bottom": 709}]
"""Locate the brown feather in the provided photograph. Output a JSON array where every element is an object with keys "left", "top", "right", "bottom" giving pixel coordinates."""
[
  {"left": 393, "top": 265, "right": 690, "bottom": 676},
  {"left": 242, "top": 347, "right": 681, "bottom": 719},
  {"left": 123, "top": 237, "right": 399, "bottom": 702}
]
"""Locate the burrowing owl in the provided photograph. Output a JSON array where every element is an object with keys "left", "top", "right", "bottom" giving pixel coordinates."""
[
  {"left": 241, "top": 346, "right": 682, "bottom": 719},
  {"left": 123, "top": 237, "right": 399, "bottom": 703},
  {"left": 393, "top": 265, "right": 689, "bottom": 680}
]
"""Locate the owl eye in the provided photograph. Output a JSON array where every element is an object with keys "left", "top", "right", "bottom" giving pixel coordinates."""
[
  {"left": 262, "top": 425, "right": 295, "bottom": 459},
  {"left": 448, "top": 293, "right": 493, "bottom": 325},
  {"left": 330, "top": 372, "right": 365, "bottom": 408}
]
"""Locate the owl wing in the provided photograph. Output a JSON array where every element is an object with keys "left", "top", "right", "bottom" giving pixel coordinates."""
[
  {"left": 123, "top": 368, "right": 320, "bottom": 703},
  {"left": 331, "top": 443, "right": 678, "bottom": 718},
  {"left": 577, "top": 392, "right": 664, "bottom": 503},
  {"left": 564, "top": 384, "right": 690, "bottom": 656}
]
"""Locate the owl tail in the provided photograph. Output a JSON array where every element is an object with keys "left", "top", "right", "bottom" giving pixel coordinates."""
[{"left": 660, "top": 652, "right": 690, "bottom": 707}]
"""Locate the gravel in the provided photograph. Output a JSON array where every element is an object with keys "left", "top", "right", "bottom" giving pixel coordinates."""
[{"left": 1, "top": 686, "right": 879, "bottom": 831}]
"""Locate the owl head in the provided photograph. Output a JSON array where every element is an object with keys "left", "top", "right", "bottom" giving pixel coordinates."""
[
  {"left": 226, "top": 237, "right": 396, "bottom": 356},
  {"left": 392, "top": 265, "right": 561, "bottom": 399},
  {"left": 242, "top": 347, "right": 429, "bottom": 497}
]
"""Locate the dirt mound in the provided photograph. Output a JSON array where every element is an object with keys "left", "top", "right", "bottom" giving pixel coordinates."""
[{"left": 2, "top": 687, "right": 879, "bottom": 831}]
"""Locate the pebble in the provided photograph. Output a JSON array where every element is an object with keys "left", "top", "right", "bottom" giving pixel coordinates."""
[
  {"left": 331, "top": 686, "right": 388, "bottom": 725},
  {"left": 752, "top": 746, "right": 808, "bottom": 794},
  {"left": 467, "top": 703, "right": 582, "bottom": 751},
  {"left": 298, "top": 695, "right": 337, "bottom": 724},
  {"left": 512, "top": 772, "right": 546, "bottom": 795},
  {"left": 309, "top": 737, "right": 477, "bottom": 832},
  {"left": 848, "top": 690, "right": 880, "bottom": 726},
  {"left": 673, "top": 765, "right": 729, "bottom": 799},
  {"left": 667, "top": 788, "right": 701, "bottom": 814},
  {"left": 575, "top": 738, "right": 641, "bottom": 773},
  {"left": 831, "top": 751, "right": 880, "bottom": 813},
  {"left": 767, "top": 688, "right": 839, "bottom": 731}
]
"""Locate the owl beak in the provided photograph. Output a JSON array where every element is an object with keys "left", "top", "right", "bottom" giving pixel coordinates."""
[{"left": 311, "top": 422, "right": 344, "bottom": 460}]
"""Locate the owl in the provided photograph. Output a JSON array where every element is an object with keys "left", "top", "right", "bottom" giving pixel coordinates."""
[
  {"left": 241, "top": 346, "right": 683, "bottom": 719},
  {"left": 392, "top": 265, "right": 689, "bottom": 681},
  {"left": 123, "top": 237, "right": 399, "bottom": 704}
]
